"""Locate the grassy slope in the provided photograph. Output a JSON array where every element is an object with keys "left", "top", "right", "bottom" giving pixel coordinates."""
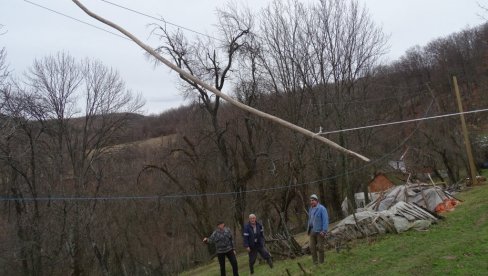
[{"left": 183, "top": 184, "right": 488, "bottom": 276}]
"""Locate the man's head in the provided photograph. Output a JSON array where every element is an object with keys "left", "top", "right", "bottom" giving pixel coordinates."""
[
  {"left": 217, "top": 221, "right": 225, "bottom": 230},
  {"left": 249, "top": 214, "right": 257, "bottom": 224},
  {"left": 310, "top": 194, "right": 319, "bottom": 207}
]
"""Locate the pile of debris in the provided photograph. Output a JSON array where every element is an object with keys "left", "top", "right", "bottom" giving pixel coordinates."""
[
  {"left": 365, "top": 182, "right": 459, "bottom": 214},
  {"left": 327, "top": 201, "right": 438, "bottom": 246},
  {"left": 318, "top": 183, "right": 459, "bottom": 252},
  {"left": 265, "top": 232, "right": 304, "bottom": 259}
]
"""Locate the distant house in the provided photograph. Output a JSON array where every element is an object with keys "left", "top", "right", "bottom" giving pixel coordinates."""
[
  {"left": 343, "top": 172, "right": 399, "bottom": 214},
  {"left": 355, "top": 173, "right": 395, "bottom": 208},
  {"left": 368, "top": 172, "right": 394, "bottom": 193}
]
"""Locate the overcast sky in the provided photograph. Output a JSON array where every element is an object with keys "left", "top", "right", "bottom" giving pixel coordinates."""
[{"left": 1, "top": 0, "right": 486, "bottom": 115}]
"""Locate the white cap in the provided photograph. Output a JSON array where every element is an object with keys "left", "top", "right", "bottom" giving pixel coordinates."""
[{"left": 310, "top": 194, "right": 319, "bottom": 201}]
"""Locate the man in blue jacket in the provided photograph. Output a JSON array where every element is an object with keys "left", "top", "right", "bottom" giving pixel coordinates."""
[
  {"left": 243, "top": 214, "right": 273, "bottom": 274},
  {"left": 307, "top": 194, "right": 329, "bottom": 265}
]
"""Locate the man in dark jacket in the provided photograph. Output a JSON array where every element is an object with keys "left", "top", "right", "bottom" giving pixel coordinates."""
[
  {"left": 203, "top": 221, "right": 239, "bottom": 276},
  {"left": 243, "top": 214, "right": 273, "bottom": 274}
]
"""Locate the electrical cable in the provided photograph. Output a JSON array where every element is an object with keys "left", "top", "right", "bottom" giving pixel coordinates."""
[
  {"left": 8, "top": 2, "right": 478, "bottom": 202},
  {"left": 23, "top": 0, "right": 131, "bottom": 41},
  {"left": 23, "top": 0, "right": 448, "bottom": 101},
  {"left": 0, "top": 100, "right": 434, "bottom": 202},
  {"left": 319, "top": 107, "right": 488, "bottom": 135},
  {"left": 100, "top": 0, "right": 226, "bottom": 43}
]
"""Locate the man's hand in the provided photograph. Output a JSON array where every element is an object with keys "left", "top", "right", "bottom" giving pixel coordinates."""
[
  {"left": 202, "top": 237, "right": 208, "bottom": 243},
  {"left": 319, "top": 231, "right": 327, "bottom": 237},
  {"left": 246, "top": 247, "right": 251, "bottom": 252}
]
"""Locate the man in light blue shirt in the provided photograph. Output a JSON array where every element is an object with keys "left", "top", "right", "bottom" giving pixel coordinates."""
[{"left": 307, "top": 194, "right": 329, "bottom": 265}]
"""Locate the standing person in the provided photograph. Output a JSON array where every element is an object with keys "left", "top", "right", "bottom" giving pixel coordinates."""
[
  {"left": 307, "top": 194, "right": 329, "bottom": 265},
  {"left": 243, "top": 214, "right": 273, "bottom": 274},
  {"left": 203, "top": 221, "right": 239, "bottom": 276}
]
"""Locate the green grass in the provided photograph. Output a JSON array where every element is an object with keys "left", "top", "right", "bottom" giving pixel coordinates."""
[
  {"left": 482, "top": 168, "right": 488, "bottom": 179},
  {"left": 183, "top": 184, "right": 488, "bottom": 275}
]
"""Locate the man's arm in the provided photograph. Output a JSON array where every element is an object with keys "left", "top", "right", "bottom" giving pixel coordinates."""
[
  {"left": 210, "top": 231, "right": 218, "bottom": 243},
  {"left": 325, "top": 209, "right": 329, "bottom": 231},
  {"left": 203, "top": 231, "right": 215, "bottom": 243},
  {"left": 243, "top": 224, "right": 250, "bottom": 248},
  {"left": 229, "top": 229, "right": 236, "bottom": 254},
  {"left": 259, "top": 224, "right": 266, "bottom": 246},
  {"left": 306, "top": 208, "right": 311, "bottom": 234},
  {"left": 322, "top": 207, "right": 329, "bottom": 232}
]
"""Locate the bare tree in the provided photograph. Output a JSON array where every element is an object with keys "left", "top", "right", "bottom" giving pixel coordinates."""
[
  {"left": 147, "top": 3, "right": 262, "bottom": 233},
  {"left": 0, "top": 48, "right": 7, "bottom": 83},
  {"left": 255, "top": 0, "right": 387, "bottom": 219},
  {"left": 0, "top": 52, "right": 143, "bottom": 275},
  {"left": 72, "top": 0, "right": 371, "bottom": 162},
  {"left": 1, "top": 28, "right": 12, "bottom": 137}
]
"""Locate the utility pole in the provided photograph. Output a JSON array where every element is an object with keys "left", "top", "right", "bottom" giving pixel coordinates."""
[{"left": 453, "top": 76, "right": 478, "bottom": 186}]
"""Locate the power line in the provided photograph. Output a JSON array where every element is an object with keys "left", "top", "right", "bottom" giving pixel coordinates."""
[
  {"left": 100, "top": 0, "right": 226, "bottom": 43},
  {"left": 24, "top": 0, "right": 225, "bottom": 46},
  {"left": 0, "top": 101, "right": 433, "bottom": 203},
  {"left": 0, "top": 141, "right": 411, "bottom": 202},
  {"left": 319, "top": 107, "right": 488, "bottom": 135},
  {"left": 21, "top": 0, "right": 444, "bottom": 102},
  {"left": 0, "top": 126, "right": 416, "bottom": 202},
  {"left": 24, "top": 0, "right": 131, "bottom": 41}
]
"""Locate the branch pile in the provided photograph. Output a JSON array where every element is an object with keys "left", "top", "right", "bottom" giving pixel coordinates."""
[{"left": 265, "top": 233, "right": 304, "bottom": 259}]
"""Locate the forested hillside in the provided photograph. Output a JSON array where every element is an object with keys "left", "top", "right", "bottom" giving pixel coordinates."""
[{"left": 1, "top": 0, "right": 487, "bottom": 274}]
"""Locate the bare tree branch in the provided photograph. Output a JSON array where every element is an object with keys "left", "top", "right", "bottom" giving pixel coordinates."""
[{"left": 71, "top": 0, "right": 370, "bottom": 162}]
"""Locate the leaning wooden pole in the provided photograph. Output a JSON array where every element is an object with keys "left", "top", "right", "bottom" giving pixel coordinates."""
[
  {"left": 453, "top": 76, "right": 477, "bottom": 185},
  {"left": 72, "top": 0, "right": 370, "bottom": 162}
]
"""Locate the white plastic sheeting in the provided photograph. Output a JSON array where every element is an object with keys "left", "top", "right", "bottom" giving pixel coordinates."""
[
  {"left": 326, "top": 201, "right": 439, "bottom": 247},
  {"left": 365, "top": 183, "right": 453, "bottom": 213}
]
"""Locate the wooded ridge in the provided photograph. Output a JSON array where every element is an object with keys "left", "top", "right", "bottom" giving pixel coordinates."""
[{"left": 1, "top": 0, "right": 488, "bottom": 274}]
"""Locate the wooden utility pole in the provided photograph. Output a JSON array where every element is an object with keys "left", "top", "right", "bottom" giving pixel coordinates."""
[{"left": 453, "top": 76, "right": 478, "bottom": 186}]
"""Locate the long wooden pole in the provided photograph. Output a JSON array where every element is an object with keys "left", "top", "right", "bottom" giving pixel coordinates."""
[
  {"left": 453, "top": 76, "right": 477, "bottom": 185},
  {"left": 72, "top": 0, "right": 370, "bottom": 162}
]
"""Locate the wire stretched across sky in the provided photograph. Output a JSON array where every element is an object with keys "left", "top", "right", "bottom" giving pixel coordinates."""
[
  {"left": 100, "top": 0, "right": 226, "bottom": 43},
  {"left": 0, "top": 121, "right": 419, "bottom": 202},
  {"left": 22, "top": 0, "right": 446, "bottom": 108},
  {"left": 11, "top": 1, "right": 484, "bottom": 202},
  {"left": 24, "top": 0, "right": 223, "bottom": 43},
  {"left": 319, "top": 107, "right": 488, "bottom": 135},
  {"left": 23, "top": 0, "right": 130, "bottom": 41},
  {"left": 0, "top": 100, "right": 436, "bottom": 203}
]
